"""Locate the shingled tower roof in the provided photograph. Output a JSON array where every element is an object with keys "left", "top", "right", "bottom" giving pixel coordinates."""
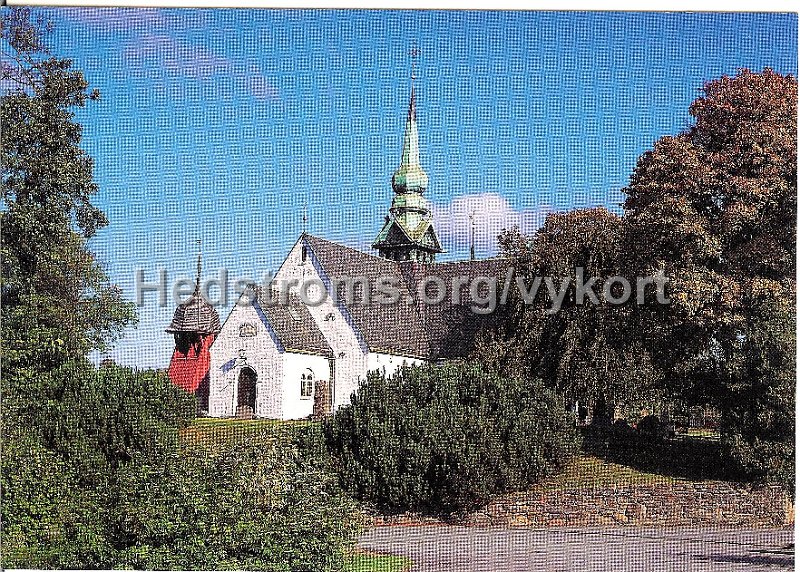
[
  {"left": 166, "top": 246, "right": 221, "bottom": 335},
  {"left": 166, "top": 292, "right": 221, "bottom": 335}
]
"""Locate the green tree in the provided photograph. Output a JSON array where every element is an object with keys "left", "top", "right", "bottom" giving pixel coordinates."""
[
  {"left": 719, "top": 293, "right": 795, "bottom": 489},
  {"left": 622, "top": 68, "right": 796, "bottom": 488},
  {"left": 325, "top": 363, "right": 580, "bottom": 514},
  {"left": 480, "top": 208, "right": 660, "bottom": 419},
  {"left": 1, "top": 8, "right": 135, "bottom": 396},
  {"left": 1, "top": 9, "right": 140, "bottom": 563},
  {"left": 1, "top": 12, "right": 363, "bottom": 568}
]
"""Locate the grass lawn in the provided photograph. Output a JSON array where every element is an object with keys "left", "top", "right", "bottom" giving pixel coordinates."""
[
  {"left": 180, "top": 417, "right": 312, "bottom": 449},
  {"left": 540, "top": 454, "right": 680, "bottom": 490},
  {"left": 580, "top": 429, "right": 737, "bottom": 482},
  {"left": 183, "top": 418, "right": 722, "bottom": 486},
  {"left": 682, "top": 427, "right": 721, "bottom": 440},
  {"left": 343, "top": 551, "right": 412, "bottom": 572}
]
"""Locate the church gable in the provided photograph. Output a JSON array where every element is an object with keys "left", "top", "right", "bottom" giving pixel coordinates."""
[
  {"left": 216, "top": 286, "right": 332, "bottom": 359},
  {"left": 374, "top": 218, "right": 415, "bottom": 249},
  {"left": 207, "top": 292, "right": 285, "bottom": 419},
  {"left": 413, "top": 221, "right": 442, "bottom": 251},
  {"left": 213, "top": 293, "right": 280, "bottom": 355}
]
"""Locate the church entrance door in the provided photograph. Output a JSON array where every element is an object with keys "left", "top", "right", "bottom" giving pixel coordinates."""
[{"left": 236, "top": 367, "right": 257, "bottom": 418}]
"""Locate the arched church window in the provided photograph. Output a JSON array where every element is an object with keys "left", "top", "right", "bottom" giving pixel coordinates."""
[{"left": 300, "top": 369, "right": 314, "bottom": 399}]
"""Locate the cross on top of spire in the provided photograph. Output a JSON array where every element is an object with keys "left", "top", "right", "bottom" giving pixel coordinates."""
[{"left": 410, "top": 42, "right": 420, "bottom": 84}]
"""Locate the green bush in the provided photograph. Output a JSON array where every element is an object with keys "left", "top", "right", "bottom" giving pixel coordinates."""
[
  {"left": 108, "top": 438, "right": 363, "bottom": 571},
  {"left": 0, "top": 432, "right": 110, "bottom": 568},
  {"left": 2, "top": 362, "right": 195, "bottom": 567},
  {"left": 324, "top": 363, "right": 580, "bottom": 514},
  {"left": 721, "top": 380, "right": 795, "bottom": 495},
  {"left": 636, "top": 415, "right": 668, "bottom": 439},
  {"left": 722, "top": 432, "right": 794, "bottom": 494},
  {"left": 2, "top": 363, "right": 362, "bottom": 570},
  {"left": 41, "top": 363, "right": 195, "bottom": 471}
]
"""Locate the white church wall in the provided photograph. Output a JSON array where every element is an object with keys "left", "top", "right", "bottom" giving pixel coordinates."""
[
  {"left": 208, "top": 297, "right": 283, "bottom": 418},
  {"left": 280, "top": 352, "right": 331, "bottom": 420},
  {"left": 367, "top": 352, "right": 425, "bottom": 377},
  {"left": 331, "top": 349, "right": 369, "bottom": 410},
  {"left": 274, "top": 238, "right": 369, "bottom": 411}
]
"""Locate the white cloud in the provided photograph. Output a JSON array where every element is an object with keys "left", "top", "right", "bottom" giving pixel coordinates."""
[
  {"left": 431, "top": 192, "right": 550, "bottom": 258},
  {"left": 125, "top": 35, "right": 229, "bottom": 79},
  {"left": 57, "top": 7, "right": 167, "bottom": 31},
  {"left": 123, "top": 34, "right": 280, "bottom": 101}
]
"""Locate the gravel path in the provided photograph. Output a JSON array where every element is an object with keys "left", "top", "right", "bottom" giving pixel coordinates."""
[{"left": 359, "top": 525, "right": 794, "bottom": 571}]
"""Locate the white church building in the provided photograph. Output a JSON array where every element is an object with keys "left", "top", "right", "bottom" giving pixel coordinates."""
[{"left": 190, "top": 85, "right": 506, "bottom": 420}]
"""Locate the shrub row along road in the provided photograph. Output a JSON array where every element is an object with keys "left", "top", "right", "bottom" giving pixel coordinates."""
[{"left": 359, "top": 526, "right": 793, "bottom": 571}]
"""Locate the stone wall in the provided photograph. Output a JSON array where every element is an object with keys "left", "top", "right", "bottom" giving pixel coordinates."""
[{"left": 372, "top": 482, "right": 792, "bottom": 528}]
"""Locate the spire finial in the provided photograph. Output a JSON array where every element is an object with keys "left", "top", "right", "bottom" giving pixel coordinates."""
[
  {"left": 302, "top": 203, "right": 308, "bottom": 235},
  {"left": 194, "top": 239, "right": 202, "bottom": 295},
  {"left": 469, "top": 210, "right": 476, "bottom": 261},
  {"left": 410, "top": 42, "right": 420, "bottom": 87}
]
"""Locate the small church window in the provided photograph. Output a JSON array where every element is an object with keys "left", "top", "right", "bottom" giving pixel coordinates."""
[
  {"left": 301, "top": 245, "right": 307, "bottom": 263},
  {"left": 300, "top": 370, "right": 314, "bottom": 398}
]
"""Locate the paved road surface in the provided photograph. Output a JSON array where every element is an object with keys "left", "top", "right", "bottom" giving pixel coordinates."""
[{"left": 359, "top": 526, "right": 794, "bottom": 571}]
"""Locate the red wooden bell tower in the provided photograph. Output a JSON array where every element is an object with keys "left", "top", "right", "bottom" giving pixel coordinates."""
[{"left": 166, "top": 242, "right": 220, "bottom": 413}]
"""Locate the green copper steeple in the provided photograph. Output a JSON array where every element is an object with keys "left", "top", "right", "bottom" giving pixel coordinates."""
[
  {"left": 391, "top": 87, "right": 429, "bottom": 194},
  {"left": 373, "top": 84, "right": 442, "bottom": 263}
]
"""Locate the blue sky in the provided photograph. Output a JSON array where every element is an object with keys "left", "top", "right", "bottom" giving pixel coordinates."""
[{"left": 35, "top": 9, "right": 798, "bottom": 368}]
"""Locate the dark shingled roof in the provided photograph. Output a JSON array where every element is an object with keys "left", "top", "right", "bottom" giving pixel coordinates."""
[
  {"left": 166, "top": 292, "right": 221, "bottom": 335},
  {"left": 254, "top": 289, "right": 332, "bottom": 357},
  {"left": 303, "top": 235, "right": 431, "bottom": 359},
  {"left": 398, "top": 258, "right": 511, "bottom": 360},
  {"left": 302, "top": 235, "right": 509, "bottom": 360}
]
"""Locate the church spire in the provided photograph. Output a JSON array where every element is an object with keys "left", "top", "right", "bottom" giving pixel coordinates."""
[
  {"left": 391, "top": 87, "right": 429, "bottom": 194},
  {"left": 373, "top": 46, "right": 442, "bottom": 264},
  {"left": 391, "top": 47, "right": 428, "bottom": 194}
]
